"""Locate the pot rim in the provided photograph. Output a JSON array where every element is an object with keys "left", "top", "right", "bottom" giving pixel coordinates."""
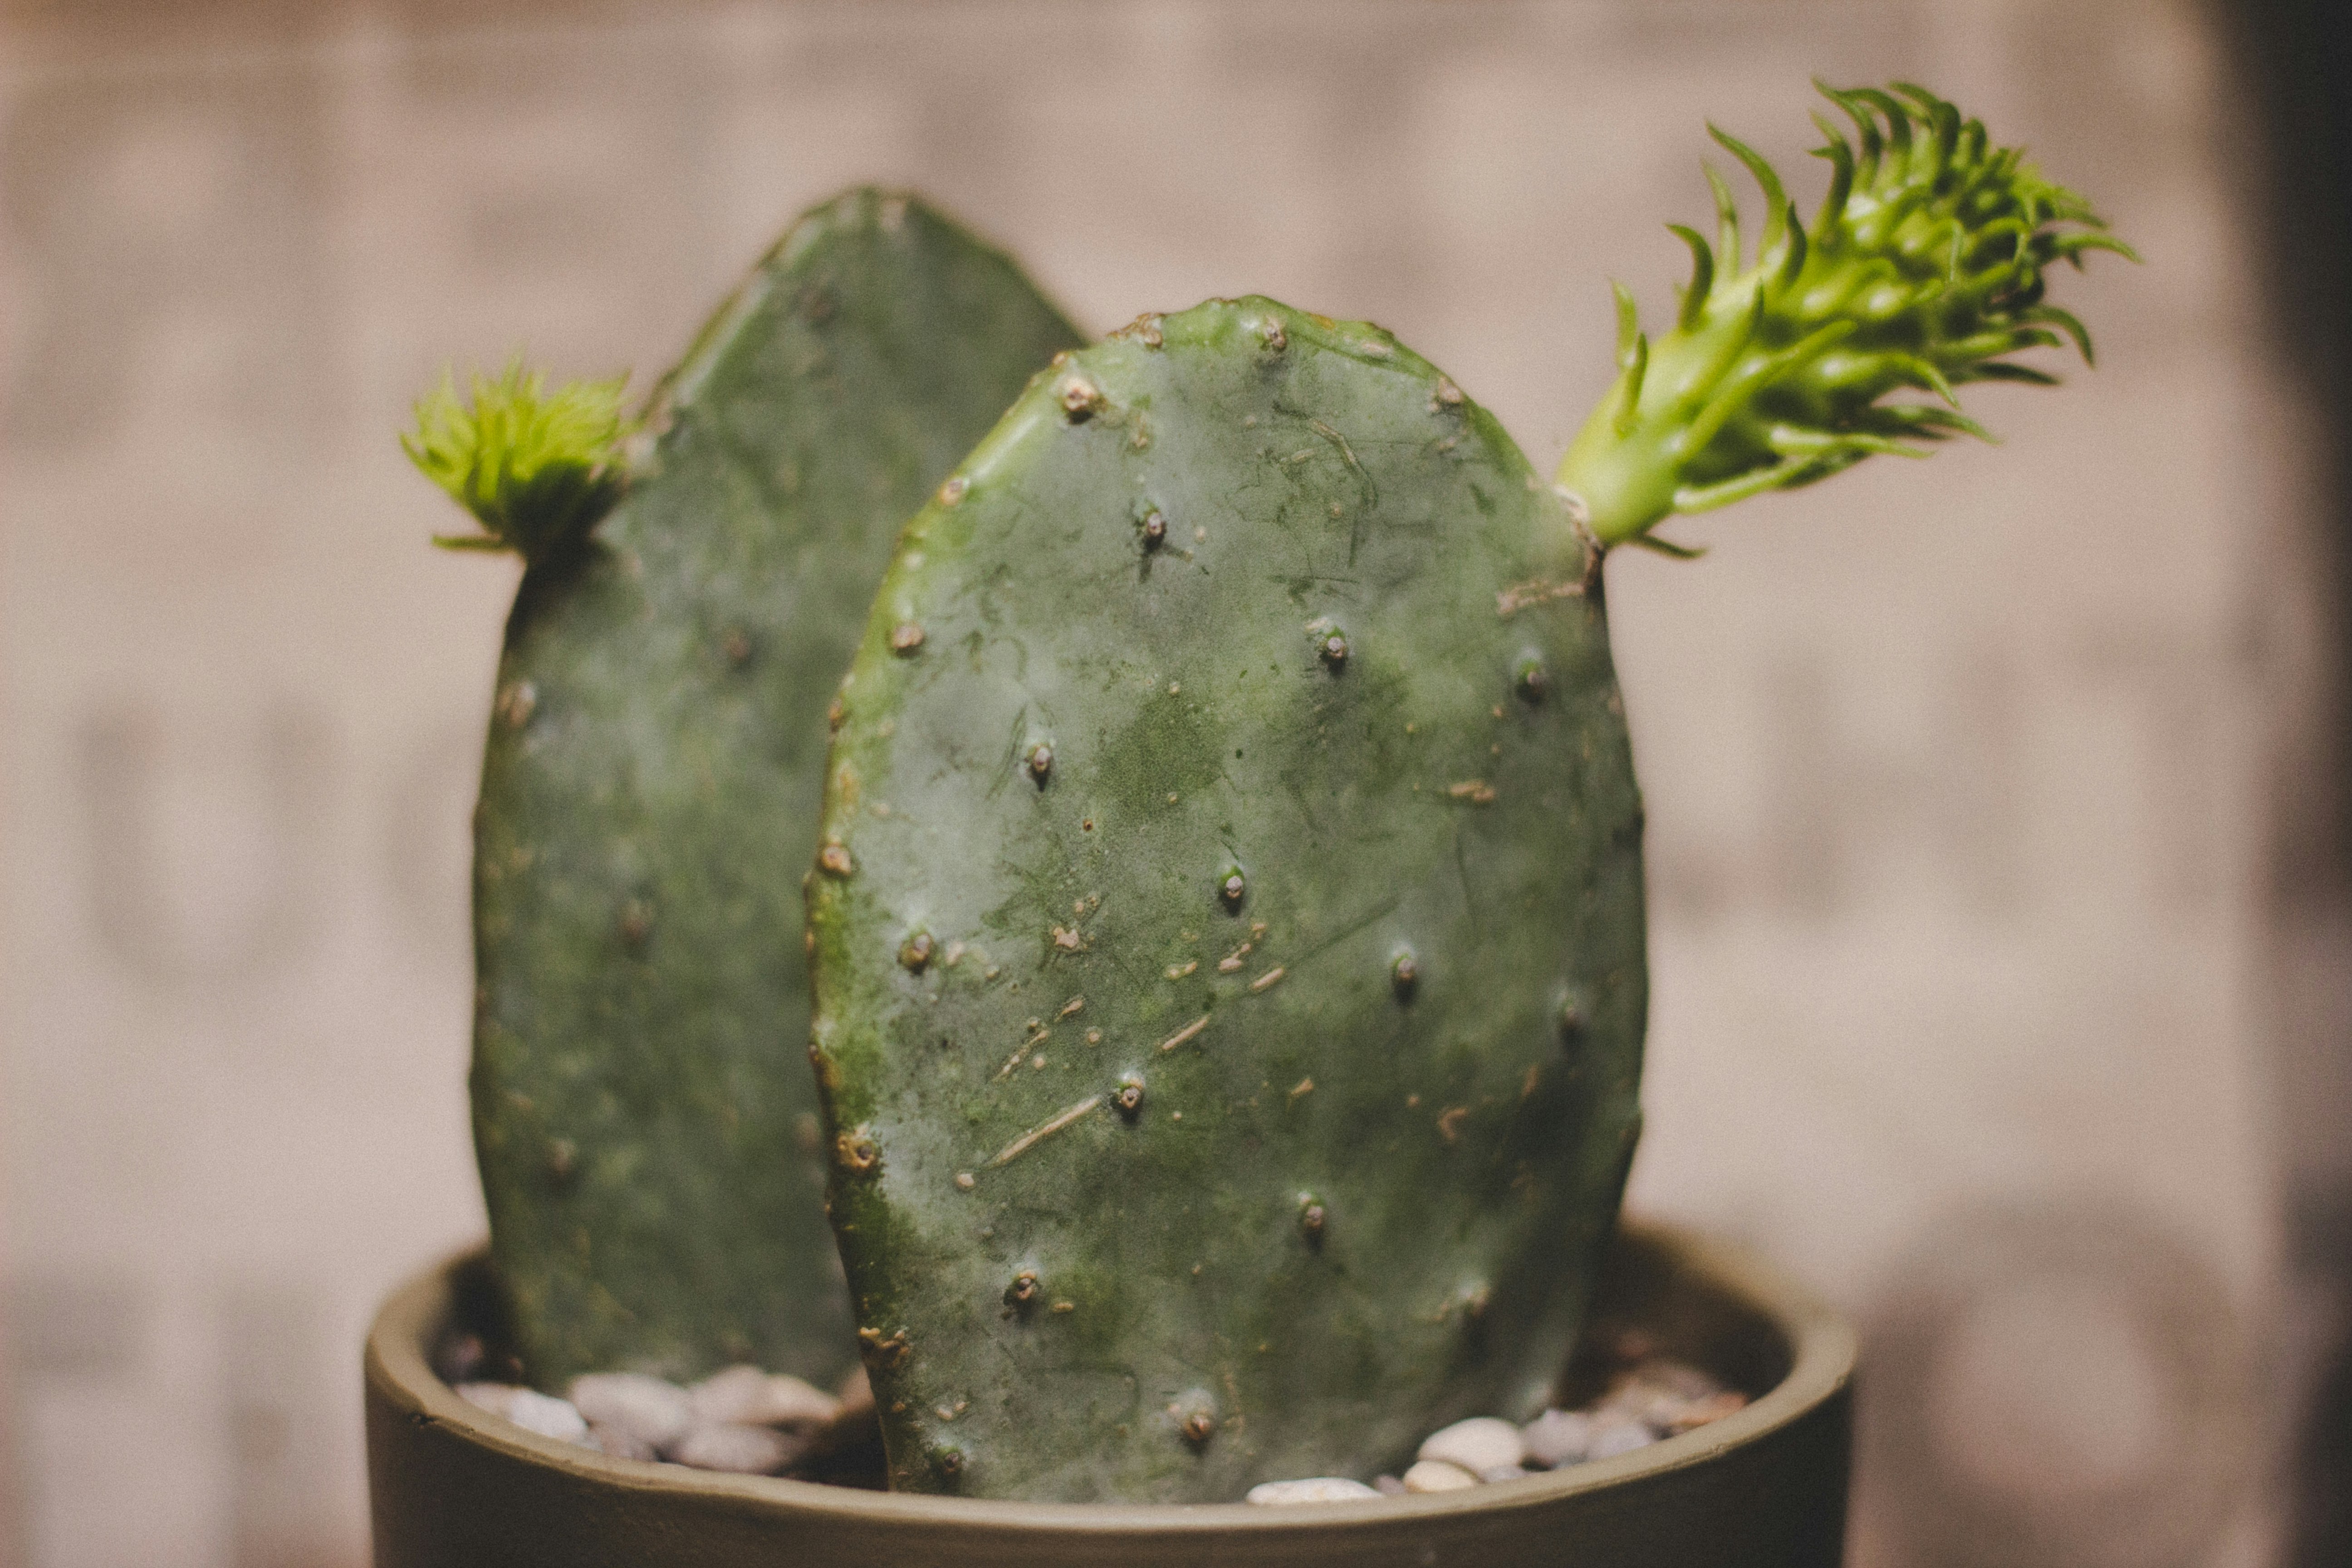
[{"left": 366, "top": 1217, "right": 1854, "bottom": 1536}]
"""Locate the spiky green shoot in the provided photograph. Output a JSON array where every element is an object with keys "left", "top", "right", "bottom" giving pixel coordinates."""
[
  {"left": 1558, "top": 80, "right": 2135, "bottom": 553},
  {"left": 404, "top": 361, "right": 632, "bottom": 563}
]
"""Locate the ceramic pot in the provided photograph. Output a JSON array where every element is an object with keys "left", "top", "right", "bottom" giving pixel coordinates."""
[{"left": 365, "top": 1219, "right": 1853, "bottom": 1567}]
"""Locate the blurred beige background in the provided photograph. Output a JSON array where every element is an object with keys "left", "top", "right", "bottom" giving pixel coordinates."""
[{"left": 0, "top": 1, "right": 2326, "bottom": 1565}]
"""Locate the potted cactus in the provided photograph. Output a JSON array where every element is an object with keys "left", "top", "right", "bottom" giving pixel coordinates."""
[{"left": 368, "top": 82, "right": 2127, "bottom": 1564}]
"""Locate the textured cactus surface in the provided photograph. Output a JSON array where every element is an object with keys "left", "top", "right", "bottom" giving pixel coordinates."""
[
  {"left": 807, "top": 298, "right": 1646, "bottom": 1500},
  {"left": 471, "top": 189, "right": 1082, "bottom": 1390}
]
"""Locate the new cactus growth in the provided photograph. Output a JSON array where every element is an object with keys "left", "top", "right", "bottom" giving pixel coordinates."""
[
  {"left": 1560, "top": 82, "right": 2133, "bottom": 552},
  {"left": 406, "top": 363, "right": 631, "bottom": 562},
  {"left": 416, "top": 190, "right": 1081, "bottom": 1389},
  {"left": 807, "top": 83, "right": 2124, "bottom": 1500}
]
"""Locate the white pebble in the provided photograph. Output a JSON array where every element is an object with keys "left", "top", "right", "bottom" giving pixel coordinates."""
[
  {"left": 1401, "top": 1459, "right": 1480, "bottom": 1493},
  {"left": 1522, "top": 1408, "right": 1594, "bottom": 1468},
  {"left": 1417, "top": 1416, "right": 1526, "bottom": 1475},
  {"left": 1644, "top": 1360, "right": 1724, "bottom": 1400},
  {"left": 1245, "top": 1477, "right": 1382, "bottom": 1505},
  {"left": 588, "top": 1421, "right": 659, "bottom": 1462},
  {"left": 1589, "top": 1419, "right": 1656, "bottom": 1460},
  {"left": 505, "top": 1389, "right": 590, "bottom": 1443},
  {"left": 454, "top": 1382, "right": 522, "bottom": 1420},
  {"left": 670, "top": 1422, "right": 800, "bottom": 1475},
  {"left": 690, "top": 1365, "right": 842, "bottom": 1429},
  {"left": 1600, "top": 1365, "right": 1724, "bottom": 1433},
  {"left": 569, "top": 1372, "right": 693, "bottom": 1453},
  {"left": 1599, "top": 1387, "right": 1682, "bottom": 1432},
  {"left": 456, "top": 1382, "right": 591, "bottom": 1444},
  {"left": 1665, "top": 1390, "right": 1749, "bottom": 1433}
]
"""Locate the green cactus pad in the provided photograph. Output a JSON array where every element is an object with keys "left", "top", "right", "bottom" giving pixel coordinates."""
[
  {"left": 807, "top": 298, "right": 1646, "bottom": 1500},
  {"left": 470, "top": 189, "right": 1082, "bottom": 1389}
]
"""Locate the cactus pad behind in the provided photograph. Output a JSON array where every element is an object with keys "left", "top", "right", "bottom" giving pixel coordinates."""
[
  {"left": 471, "top": 190, "right": 1082, "bottom": 1389},
  {"left": 808, "top": 298, "right": 1646, "bottom": 1500}
]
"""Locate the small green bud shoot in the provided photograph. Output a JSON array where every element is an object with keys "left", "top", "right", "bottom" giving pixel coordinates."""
[{"left": 404, "top": 359, "right": 632, "bottom": 564}]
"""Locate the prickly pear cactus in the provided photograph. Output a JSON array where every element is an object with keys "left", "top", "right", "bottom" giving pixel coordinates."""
[
  {"left": 805, "top": 81, "right": 2128, "bottom": 1502},
  {"left": 806, "top": 298, "right": 1646, "bottom": 1499},
  {"left": 466, "top": 189, "right": 1081, "bottom": 1389}
]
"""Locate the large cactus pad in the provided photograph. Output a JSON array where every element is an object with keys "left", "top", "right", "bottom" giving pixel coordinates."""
[
  {"left": 807, "top": 298, "right": 1646, "bottom": 1500},
  {"left": 471, "top": 190, "right": 1082, "bottom": 1388}
]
